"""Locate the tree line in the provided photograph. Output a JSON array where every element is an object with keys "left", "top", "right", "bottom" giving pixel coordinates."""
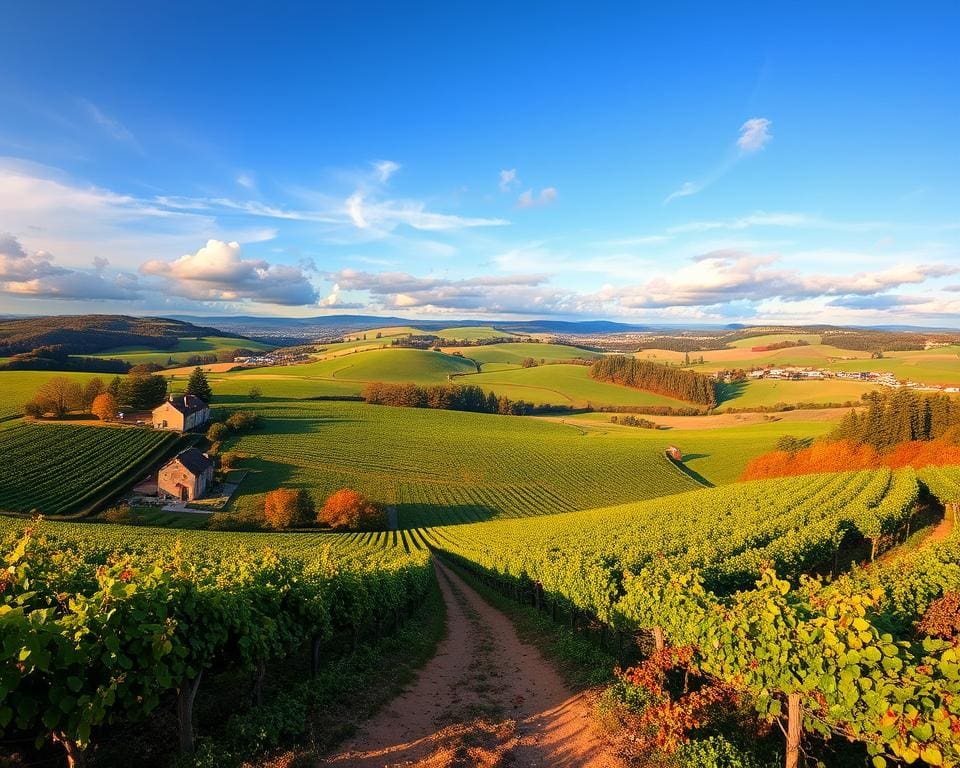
[
  {"left": 589, "top": 355, "right": 718, "bottom": 407},
  {"left": 831, "top": 390, "right": 960, "bottom": 452},
  {"left": 361, "top": 381, "right": 571, "bottom": 415},
  {"left": 741, "top": 390, "right": 960, "bottom": 479}
]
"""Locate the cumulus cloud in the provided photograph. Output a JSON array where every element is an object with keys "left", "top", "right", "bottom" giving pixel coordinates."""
[
  {"left": 517, "top": 187, "right": 558, "bottom": 209},
  {"left": 327, "top": 268, "right": 570, "bottom": 313},
  {"left": 0, "top": 232, "right": 140, "bottom": 300},
  {"left": 598, "top": 251, "right": 958, "bottom": 309},
  {"left": 142, "top": 239, "right": 318, "bottom": 305},
  {"left": 737, "top": 118, "right": 773, "bottom": 152},
  {"left": 499, "top": 168, "right": 520, "bottom": 192}
]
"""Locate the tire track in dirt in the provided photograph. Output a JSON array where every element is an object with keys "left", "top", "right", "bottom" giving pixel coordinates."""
[{"left": 318, "top": 558, "right": 623, "bottom": 768}]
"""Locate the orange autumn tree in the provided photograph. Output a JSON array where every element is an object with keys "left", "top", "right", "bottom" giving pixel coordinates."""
[
  {"left": 742, "top": 438, "right": 960, "bottom": 480},
  {"left": 318, "top": 489, "right": 385, "bottom": 530},
  {"left": 263, "top": 488, "right": 315, "bottom": 529},
  {"left": 91, "top": 392, "right": 119, "bottom": 422}
]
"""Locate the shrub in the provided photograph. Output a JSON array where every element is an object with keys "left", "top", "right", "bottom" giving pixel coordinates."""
[
  {"left": 225, "top": 410, "right": 260, "bottom": 432},
  {"left": 917, "top": 592, "right": 960, "bottom": 639},
  {"left": 675, "top": 735, "right": 779, "bottom": 768},
  {"left": 318, "top": 489, "right": 385, "bottom": 530},
  {"left": 206, "top": 422, "right": 228, "bottom": 443},
  {"left": 100, "top": 504, "right": 135, "bottom": 524},
  {"left": 220, "top": 452, "right": 241, "bottom": 470}
]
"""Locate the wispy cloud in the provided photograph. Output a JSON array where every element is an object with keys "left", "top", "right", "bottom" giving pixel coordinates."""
[
  {"left": 517, "top": 187, "right": 558, "bottom": 209},
  {"left": 372, "top": 160, "right": 400, "bottom": 183},
  {"left": 79, "top": 99, "right": 141, "bottom": 151},
  {"left": 665, "top": 117, "right": 773, "bottom": 204},
  {"left": 737, "top": 117, "right": 773, "bottom": 152},
  {"left": 499, "top": 168, "right": 520, "bottom": 192}
]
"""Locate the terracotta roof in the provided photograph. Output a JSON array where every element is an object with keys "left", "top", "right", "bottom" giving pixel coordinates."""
[
  {"left": 158, "top": 394, "right": 208, "bottom": 416},
  {"left": 167, "top": 448, "right": 213, "bottom": 477}
]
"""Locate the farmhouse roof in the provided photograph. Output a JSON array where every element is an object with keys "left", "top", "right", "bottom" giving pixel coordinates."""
[
  {"left": 159, "top": 394, "right": 208, "bottom": 415},
  {"left": 168, "top": 448, "right": 213, "bottom": 477}
]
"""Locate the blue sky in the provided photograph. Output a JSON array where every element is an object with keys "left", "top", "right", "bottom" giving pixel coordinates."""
[{"left": 0, "top": 2, "right": 958, "bottom": 325}]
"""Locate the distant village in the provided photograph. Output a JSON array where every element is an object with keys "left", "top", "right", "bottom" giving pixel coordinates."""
[{"left": 740, "top": 366, "right": 960, "bottom": 394}]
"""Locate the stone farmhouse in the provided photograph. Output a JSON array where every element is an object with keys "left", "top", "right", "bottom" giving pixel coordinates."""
[
  {"left": 157, "top": 448, "right": 215, "bottom": 501},
  {"left": 152, "top": 394, "right": 210, "bottom": 431}
]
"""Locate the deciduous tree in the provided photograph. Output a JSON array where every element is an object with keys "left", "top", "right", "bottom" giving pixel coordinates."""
[
  {"left": 263, "top": 488, "right": 315, "bottom": 529},
  {"left": 91, "top": 392, "right": 119, "bottom": 422},
  {"left": 318, "top": 489, "right": 384, "bottom": 530}
]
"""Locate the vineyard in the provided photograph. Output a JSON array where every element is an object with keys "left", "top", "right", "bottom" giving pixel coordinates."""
[
  {"left": 421, "top": 468, "right": 960, "bottom": 766},
  {"left": 0, "top": 423, "right": 176, "bottom": 516},
  {"left": 221, "top": 400, "right": 705, "bottom": 526},
  {"left": 0, "top": 519, "right": 432, "bottom": 765}
]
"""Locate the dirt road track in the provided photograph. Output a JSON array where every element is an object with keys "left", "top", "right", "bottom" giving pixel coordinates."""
[{"left": 318, "top": 559, "right": 623, "bottom": 768}]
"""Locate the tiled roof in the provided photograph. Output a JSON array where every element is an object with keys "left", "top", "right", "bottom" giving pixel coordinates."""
[
  {"left": 168, "top": 448, "right": 213, "bottom": 476},
  {"left": 158, "top": 394, "right": 208, "bottom": 416}
]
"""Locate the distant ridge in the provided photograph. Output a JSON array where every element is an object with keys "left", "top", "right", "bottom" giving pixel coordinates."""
[{"left": 0, "top": 314, "right": 244, "bottom": 356}]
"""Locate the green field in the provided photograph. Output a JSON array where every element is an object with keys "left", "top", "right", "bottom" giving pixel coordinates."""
[
  {"left": 432, "top": 325, "right": 517, "bottom": 340},
  {"left": 216, "top": 400, "right": 832, "bottom": 527},
  {"left": 727, "top": 332, "right": 824, "bottom": 348},
  {"left": 90, "top": 335, "right": 273, "bottom": 366},
  {"left": 0, "top": 370, "right": 113, "bottom": 421},
  {"left": 717, "top": 378, "right": 878, "bottom": 410},
  {"left": 0, "top": 422, "right": 176, "bottom": 516},
  {"left": 450, "top": 342, "right": 600, "bottom": 366},
  {"left": 462, "top": 364, "right": 690, "bottom": 408}
]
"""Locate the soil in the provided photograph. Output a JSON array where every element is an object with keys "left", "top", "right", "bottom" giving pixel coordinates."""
[{"left": 317, "top": 559, "right": 623, "bottom": 768}]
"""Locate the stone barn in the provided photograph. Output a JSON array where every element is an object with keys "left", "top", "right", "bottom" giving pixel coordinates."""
[
  {"left": 666, "top": 446, "right": 683, "bottom": 462},
  {"left": 152, "top": 394, "right": 210, "bottom": 432},
  {"left": 157, "top": 448, "right": 215, "bottom": 502}
]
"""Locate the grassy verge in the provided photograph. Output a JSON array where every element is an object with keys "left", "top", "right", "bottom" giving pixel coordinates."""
[{"left": 442, "top": 559, "right": 616, "bottom": 690}]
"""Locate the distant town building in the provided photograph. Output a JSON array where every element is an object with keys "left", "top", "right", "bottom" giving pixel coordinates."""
[
  {"left": 152, "top": 394, "right": 210, "bottom": 431},
  {"left": 157, "top": 448, "right": 215, "bottom": 502}
]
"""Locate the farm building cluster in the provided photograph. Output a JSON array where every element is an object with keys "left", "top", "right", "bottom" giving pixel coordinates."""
[{"left": 744, "top": 366, "right": 959, "bottom": 393}]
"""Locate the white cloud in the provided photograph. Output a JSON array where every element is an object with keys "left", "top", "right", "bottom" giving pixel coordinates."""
[
  {"left": 372, "top": 160, "right": 401, "bottom": 183},
  {"left": 665, "top": 118, "right": 773, "bottom": 204},
  {"left": 517, "top": 187, "right": 558, "bottom": 209},
  {"left": 664, "top": 181, "right": 703, "bottom": 204},
  {"left": 236, "top": 173, "right": 256, "bottom": 189},
  {"left": 499, "top": 168, "right": 520, "bottom": 192},
  {"left": 141, "top": 239, "right": 318, "bottom": 305},
  {"left": 0, "top": 232, "right": 140, "bottom": 300},
  {"left": 737, "top": 118, "right": 773, "bottom": 152}
]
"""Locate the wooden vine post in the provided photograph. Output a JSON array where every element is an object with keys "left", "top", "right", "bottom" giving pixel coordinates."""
[
  {"left": 651, "top": 626, "right": 665, "bottom": 651},
  {"left": 785, "top": 692, "right": 802, "bottom": 768},
  {"left": 177, "top": 671, "right": 203, "bottom": 755}
]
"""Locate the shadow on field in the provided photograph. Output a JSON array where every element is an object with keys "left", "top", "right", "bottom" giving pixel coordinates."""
[
  {"left": 715, "top": 380, "right": 748, "bottom": 404},
  {"left": 395, "top": 503, "right": 499, "bottom": 528},
  {"left": 676, "top": 458, "right": 715, "bottom": 488}
]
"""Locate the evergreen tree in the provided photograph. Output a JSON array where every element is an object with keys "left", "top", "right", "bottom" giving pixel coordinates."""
[{"left": 185, "top": 367, "right": 213, "bottom": 402}]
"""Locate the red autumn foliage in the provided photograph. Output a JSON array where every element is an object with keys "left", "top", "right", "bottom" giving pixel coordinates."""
[
  {"left": 318, "top": 488, "right": 385, "bottom": 530},
  {"left": 741, "top": 438, "right": 960, "bottom": 481}
]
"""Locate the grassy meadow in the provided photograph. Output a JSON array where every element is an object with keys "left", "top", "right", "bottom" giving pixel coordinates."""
[{"left": 88, "top": 335, "right": 273, "bottom": 366}]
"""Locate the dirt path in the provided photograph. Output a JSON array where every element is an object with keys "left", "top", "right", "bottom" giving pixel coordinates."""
[{"left": 318, "top": 559, "right": 623, "bottom": 768}]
